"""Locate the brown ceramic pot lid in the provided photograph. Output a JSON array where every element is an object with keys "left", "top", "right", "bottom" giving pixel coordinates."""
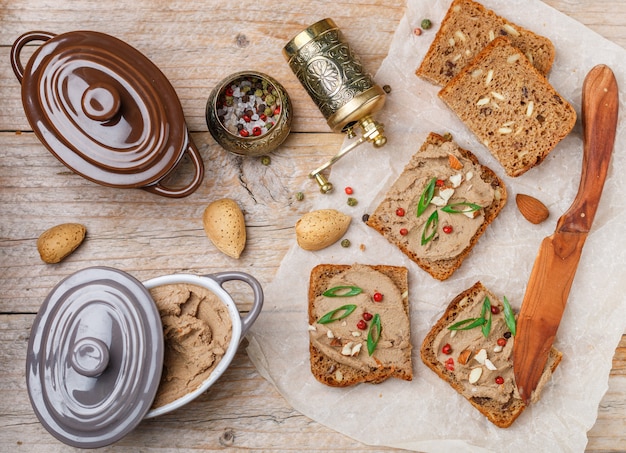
[
  {"left": 11, "top": 30, "right": 200, "bottom": 191},
  {"left": 26, "top": 267, "right": 164, "bottom": 448}
]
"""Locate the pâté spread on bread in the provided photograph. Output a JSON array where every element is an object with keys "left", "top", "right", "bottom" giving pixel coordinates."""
[
  {"left": 421, "top": 282, "right": 562, "bottom": 428},
  {"left": 308, "top": 264, "right": 412, "bottom": 386},
  {"left": 149, "top": 283, "right": 232, "bottom": 408},
  {"left": 367, "top": 132, "right": 506, "bottom": 280}
]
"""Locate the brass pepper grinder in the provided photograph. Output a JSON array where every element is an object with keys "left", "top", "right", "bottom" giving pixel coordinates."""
[{"left": 283, "top": 18, "right": 387, "bottom": 193}]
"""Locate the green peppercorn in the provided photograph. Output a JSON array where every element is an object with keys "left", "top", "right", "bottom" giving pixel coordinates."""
[
  {"left": 347, "top": 197, "right": 358, "bottom": 207},
  {"left": 295, "top": 191, "right": 304, "bottom": 201},
  {"left": 341, "top": 239, "right": 351, "bottom": 248},
  {"left": 443, "top": 132, "right": 453, "bottom": 141},
  {"left": 421, "top": 19, "right": 432, "bottom": 30},
  {"left": 265, "top": 94, "right": 276, "bottom": 106},
  {"left": 261, "top": 156, "right": 271, "bottom": 166}
]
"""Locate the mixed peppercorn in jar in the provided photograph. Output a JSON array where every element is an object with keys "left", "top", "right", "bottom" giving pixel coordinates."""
[{"left": 216, "top": 75, "right": 283, "bottom": 138}]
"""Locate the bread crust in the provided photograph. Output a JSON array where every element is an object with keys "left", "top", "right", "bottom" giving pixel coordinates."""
[
  {"left": 308, "top": 264, "right": 412, "bottom": 387},
  {"left": 420, "top": 281, "right": 563, "bottom": 428},
  {"left": 367, "top": 132, "right": 507, "bottom": 281}
]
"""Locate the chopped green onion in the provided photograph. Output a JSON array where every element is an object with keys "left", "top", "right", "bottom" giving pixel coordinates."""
[
  {"left": 503, "top": 296, "right": 516, "bottom": 336},
  {"left": 448, "top": 317, "right": 486, "bottom": 331},
  {"left": 317, "top": 304, "right": 357, "bottom": 324},
  {"left": 322, "top": 286, "right": 362, "bottom": 297},
  {"left": 367, "top": 313, "right": 382, "bottom": 355},
  {"left": 481, "top": 297, "right": 492, "bottom": 338},
  {"left": 421, "top": 210, "right": 439, "bottom": 245},
  {"left": 417, "top": 177, "right": 437, "bottom": 216},
  {"left": 447, "top": 296, "right": 492, "bottom": 337},
  {"left": 441, "top": 202, "right": 482, "bottom": 214}
]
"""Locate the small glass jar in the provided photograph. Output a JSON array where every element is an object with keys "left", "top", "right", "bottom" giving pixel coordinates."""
[{"left": 206, "top": 71, "right": 292, "bottom": 156}]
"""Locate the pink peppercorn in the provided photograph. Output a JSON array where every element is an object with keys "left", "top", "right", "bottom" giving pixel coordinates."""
[{"left": 252, "top": 126, "right": 262, "bottom": 136}]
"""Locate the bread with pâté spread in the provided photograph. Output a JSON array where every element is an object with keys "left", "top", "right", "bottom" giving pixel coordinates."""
[
  {"left": 420, "top": 281, "right": 562, "bottom": 428},
  {"left": 308, "top": 263, "right": 412, "bottom": 387},
  {"left": 367, "top": 132, "right": 506, "bottom": 281},
  {"left": 416, "top": 0, "right": 555, "bottom": 87}
]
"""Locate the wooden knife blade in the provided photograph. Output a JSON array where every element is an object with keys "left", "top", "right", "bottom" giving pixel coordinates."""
[{"left": 513, "top": 64, "right": 619, "bottom": 405}]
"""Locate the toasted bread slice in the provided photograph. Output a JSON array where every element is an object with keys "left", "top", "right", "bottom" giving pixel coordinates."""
[
  {"left": 308, "top": 264, "right": 412, "bottom": 387},
  {"left": 439, "top": 36, "right": 577, "bottom": 177},
  {"left": 367, "top": 132, "right": 506, "bottom": 281},
  {"left": 416, "top": 0, "right": 555, "bottom": 86},
  {"left": 421, "top": 281, "right": 562, "bottom": 428}
]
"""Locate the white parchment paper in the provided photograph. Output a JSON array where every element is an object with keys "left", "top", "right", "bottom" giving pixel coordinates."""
[{"left": 247, "top": 1, "right": 626, "bottom": 451}]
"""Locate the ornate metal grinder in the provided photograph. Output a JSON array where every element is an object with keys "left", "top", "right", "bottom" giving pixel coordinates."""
[{"left": 283, "top": 18, "right": 387, "bottom": 193}]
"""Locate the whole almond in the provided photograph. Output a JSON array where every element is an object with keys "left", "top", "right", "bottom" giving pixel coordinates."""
[
  {"left": 295, "top": 209, "right": 351, "bottom": 251},
  {"left": 37, "top": 223, "right": 86, "bottom": 264},
  {"left": 203, "top": 198, "right": 246, "bottom": 259},
  {"left": 516, "top": 193, "right": 549, "bottom": 224}
]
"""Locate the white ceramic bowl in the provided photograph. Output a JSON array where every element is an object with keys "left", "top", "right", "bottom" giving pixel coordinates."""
[{"left": 142, "top": 271, "right": 263, "bottom": 418}]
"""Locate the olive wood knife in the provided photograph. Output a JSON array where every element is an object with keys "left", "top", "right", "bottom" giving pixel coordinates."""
[{"left": 513, "top": 64, "right": 619, "bottom": 405}]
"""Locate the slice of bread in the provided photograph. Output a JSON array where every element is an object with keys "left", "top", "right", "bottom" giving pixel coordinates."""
[
  {"left": 367, "top": 132, "right": 507, "bottom": 281},
  {"left": 421, "top": 281, "right": 562, "bottom": 428},
  {"left": 416, "top": 0, "right": 555, "bottom": 87},
  {"left": 308, "top": 263, "right": 412, "bottom": 387},
  {"left": 439, "top": 36, "right": 577, "bottom": 177}
]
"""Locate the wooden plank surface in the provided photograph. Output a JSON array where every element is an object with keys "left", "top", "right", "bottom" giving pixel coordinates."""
[{"left": 1, "top": 0, "right": 625, "bottom": 451}]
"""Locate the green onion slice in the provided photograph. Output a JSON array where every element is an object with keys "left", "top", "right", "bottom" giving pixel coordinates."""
[
  {"left": 448, "top": 317, "right": 486, "bottom": 331},
  {"left": 322, "top": 286, "right": 362, "bottom": 297},
  {"left": 317, "top": 304, "right": 357, "bottom": 324},
  {"left": 367, "top": 313, "right": 382, "bottom": 355},
  {"left": 481, "top": 297, "right": 492, "bottom": 338},
  {"left": 503, "top": 296, "right": 516, "bottom": 336},
  {"left": 441, "top": 202, "right": 482, "bottom": 214},
  {"left": 417, "top": 177, "right": 437, "bottom": 216},
  {"left": 421, "top": 210, "right": 439, "bottom": 245}
]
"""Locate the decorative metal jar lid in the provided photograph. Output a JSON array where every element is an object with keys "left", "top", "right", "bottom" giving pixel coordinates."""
[
  {"left": 25, "top": 267, "right": 164, "bottom": 448},
  {"left": 11, "top": 31, "right": 204, "bottom": 197}
]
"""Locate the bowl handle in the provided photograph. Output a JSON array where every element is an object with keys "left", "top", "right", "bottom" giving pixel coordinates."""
[
  {"left": 142, "top": 134, "right": 205, "bottom": 198},
  {"left": 204, "top": 271, "right": 264, "bottom": 338},
  {"left": 11, "top": 31, "right": 56, "bottom": 83}
]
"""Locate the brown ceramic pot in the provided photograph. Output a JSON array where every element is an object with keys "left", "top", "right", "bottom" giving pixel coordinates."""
[{"left": 11, "top": 31, "right": 204, "bottom": 198}]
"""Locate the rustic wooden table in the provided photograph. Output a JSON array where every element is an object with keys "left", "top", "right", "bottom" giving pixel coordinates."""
[{"left": 1, "top": 0, "right": 624, "bottom": 451}]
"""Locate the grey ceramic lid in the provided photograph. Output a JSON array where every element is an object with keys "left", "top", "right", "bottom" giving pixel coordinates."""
[{"left": 26, "top": 267, "right": 164, "bottom": 448}]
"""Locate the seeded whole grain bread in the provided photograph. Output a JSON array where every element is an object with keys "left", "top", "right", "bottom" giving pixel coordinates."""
[
  {"left": 416, "top": 0, "right": 555, "bottom": 87},
  {"left": 439, "top": 36, "right": 577, "bottom": 177},
  {"left": 308, "top": 264, "right": 412, "bottom": 387},
  {"left": 366, "top": 132, "right": 507, "bottom": 281},
  {"left": 421, "top": 281, "right": 562, "bottom": 428}
]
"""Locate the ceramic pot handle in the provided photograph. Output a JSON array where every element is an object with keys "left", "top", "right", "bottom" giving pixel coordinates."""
[
  {"left": 143, "top": 134, "right": 205, "bottom": 198},
  {"left": 11, "top": 31, "right": 56, "bottom": 83},
  {"left": 205, "top": 271, "right": 264, "bottom": 338}
]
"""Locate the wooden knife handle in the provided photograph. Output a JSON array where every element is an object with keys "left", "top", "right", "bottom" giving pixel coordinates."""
[{"left": 557, "top": 65, "right": 618, "bottom": 234}]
